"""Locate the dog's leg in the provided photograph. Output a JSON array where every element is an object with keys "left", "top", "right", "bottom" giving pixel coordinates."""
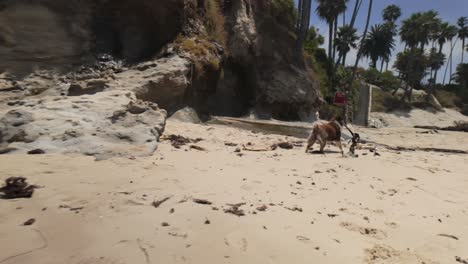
[
  {"left": 305, "top": 135, "right": 316, "bottom": 153},
  {"left": 337, "top": 140, "right": 345, "bottom": 157},
  {"left": 319, "top": 139, "right": 326, "bottom": 153}
]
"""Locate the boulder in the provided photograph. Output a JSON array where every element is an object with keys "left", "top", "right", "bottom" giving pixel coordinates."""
[
  {"left": 169, "top": 107, "right": 201, "bottom": 124},
  {"left": 0, "top": 91, "right": 166, "bottom": 160}
]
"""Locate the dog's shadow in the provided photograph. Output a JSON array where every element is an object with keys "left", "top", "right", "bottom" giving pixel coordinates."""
[{"left": 307, "top": 150, "right": 342, "bottom": 155}]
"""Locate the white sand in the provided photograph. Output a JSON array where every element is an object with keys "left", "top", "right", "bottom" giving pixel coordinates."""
[
  {"left": 1, "top": 120, "right": 468, "bottom": 264},
  {"left": 371, "top": 108, "right": 468, "bottom": 128}
]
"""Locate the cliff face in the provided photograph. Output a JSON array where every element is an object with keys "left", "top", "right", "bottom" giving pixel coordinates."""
[
  {"left": 213, "top": 0, "right": 322, "bottom": 120},
  {"left": 0, "top": 0, "right": 321, "bottom": 120}
]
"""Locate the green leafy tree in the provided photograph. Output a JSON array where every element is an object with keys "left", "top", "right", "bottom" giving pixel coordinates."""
[
  {"left": 454, "top": 63, "right": 468, "bottom": 91},
  {"left": 394, "top": 49, "right": 430, "bottom": 101},
  {"left": 428, "top": 47, "right": 445, "bottom": 93}
]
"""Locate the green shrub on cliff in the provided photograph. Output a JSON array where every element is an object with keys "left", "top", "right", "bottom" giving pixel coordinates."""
[
  {"left": 205, "top": 0, "right": 227, "bottom": 46},
  {"left": 270, "top": 0, "right": 297, "bottom": 30}
]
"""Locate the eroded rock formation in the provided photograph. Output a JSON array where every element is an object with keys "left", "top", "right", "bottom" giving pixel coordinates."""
[{"left": 0, "top": 0, "right": 322, "bottom": 158}]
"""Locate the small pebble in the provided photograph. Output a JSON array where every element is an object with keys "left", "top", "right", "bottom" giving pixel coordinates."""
[{"left": 23, "top": 218, "right": 36, "bottom": 226}]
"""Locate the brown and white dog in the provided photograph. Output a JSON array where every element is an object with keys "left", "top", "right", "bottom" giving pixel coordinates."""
[{"left": 305, "top": 118, "right": 345, "bottom": 156}]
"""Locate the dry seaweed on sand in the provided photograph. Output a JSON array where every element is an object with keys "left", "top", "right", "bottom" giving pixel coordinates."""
[
  {"left": 190, "top": 145, "right": 207, "bottom": 151},
  {"left": 193, "top": 198, "right": 212, "bottom": 205},
  {"left": 152, "top": 196, "right": 171, "bottom": 208},
  {"left": 0, "top": 177, "right": 40, "bottom": 199}
]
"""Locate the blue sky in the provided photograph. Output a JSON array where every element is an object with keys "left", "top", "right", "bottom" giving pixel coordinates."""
[{"left": 295, "top": 0, "right": 468, "bottom": 82}]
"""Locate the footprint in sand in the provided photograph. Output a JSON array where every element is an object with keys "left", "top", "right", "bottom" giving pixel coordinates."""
[
  {"left": 340, "top": 222, "right": 387, "bottom": 240},
  {"left": 77, "top": 257, "right": 124, "bottom": 264},
  {"left": 384, "top": 222, "right": 399, "bottom": 229},
  {"left": 365, "top": 244, "right": 438, "bottom": 264},
  {"left": 296, "top": 236, "right": 311, "bottom": 243},
  {"left": 224, "top": 235, "right": 248, "bottom": 252}
]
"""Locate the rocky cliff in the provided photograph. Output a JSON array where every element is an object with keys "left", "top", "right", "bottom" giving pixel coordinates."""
[{"left": 0, "top": 0, "right": 321, "bottom": 158}]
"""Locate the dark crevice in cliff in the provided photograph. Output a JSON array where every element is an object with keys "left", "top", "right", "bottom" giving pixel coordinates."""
[
  {"left": 206, "top": 60, "right": 256, "bottom": 117},
  {"left": 92, "top": 0, "right": 184, "bottom": 62}
]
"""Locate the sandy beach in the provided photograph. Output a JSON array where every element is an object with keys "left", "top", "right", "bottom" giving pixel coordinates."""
[{"left": 1, "top": 120, "right": 468, "bottom": 264}]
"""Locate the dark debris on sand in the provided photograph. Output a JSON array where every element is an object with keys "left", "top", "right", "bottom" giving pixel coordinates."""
[
  {"left": 224, "top": 203, "right": 246, "bottom": 216},
  {"left": 0, "top": 177, "right": 40, "bottom": 199},
  {"left": 456, "top": 256, "right": 468, "bottom": 264},
  {"left": 285, "top": 206, "right": 303, "bottom": 212},
  {"left": 23, "top": 218, "right": 36, "bottom": 226},
  {"left": 193, "top": 198, "right": 212, "bottom": 205},
  {"left": 27, "top": 149, "right": 45, "bottom": 155},
  {"left": 152, "top": 196, "right": 171, "bottom": 208},
  {"left": 162, "top": 135, "right": 203, "bottom": 149}
]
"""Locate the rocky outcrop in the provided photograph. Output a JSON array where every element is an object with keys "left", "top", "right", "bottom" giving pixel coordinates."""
[
  {"left": 0, "top": 0, "right": 323, "bottom": 158},
  {"left": 0, "top": 0, "right": 185, "bottom": 76},
  {"left": 0, "top": 91, "right": 166, "bottom": 160},
  {"left": 112, "top": 55, "right": 191, "bottom": 112},
  {"left": 209, "top": 0, "right": 322, "bottom": 120}
]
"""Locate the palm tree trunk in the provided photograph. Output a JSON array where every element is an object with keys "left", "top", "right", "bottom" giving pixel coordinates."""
[
  {"left": 346, "top": 0, "right": 373, "bottom": 123},
  {"left": 333, "top": 16, "right": 338, "bottom": 62},
  {"left": 342, "top": 54, "right": 347, "bottom": 65},
  {"left": 380, "top": 59, "right": 384, "bottom": 72},
  {"left": 328, "top": 23, "right": 334, "bottom": 59},
  {"left": 343, "top": 10, "right": 346, "bottom": 27},
  {"left": 462, "top": 37, "right": 466, "bottom": 64},
  {"left": 449, "top": 40, "right": 454, "bottom": 84},
  {"left": 443, "top": 39, "right": 457, "bottom": 85},
  {"left": 296, "top": 0, "right": 303, "bottom": 32},
  {"left": 295, "top": 0, "right": 311, "bottom": 58},
  {"left": 349, "top": 0, "right": 362, "bottom": 28},
  {"left": 349, "top": 0, "right": 373, "bottom": 80},
  {"left": 432, "top": 43, "right": 444, "bottom": 88},
  {"left": 385, "top": 60, "right": 389, "bottom": 71},
  {"left": 303, "top": 0, "right": 311, "bottom": 33}
]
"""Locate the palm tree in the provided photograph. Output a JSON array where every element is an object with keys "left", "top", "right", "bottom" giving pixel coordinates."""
[
  {"left": 457, "top": 17, "right": 468, "bottom": 63},
  {"left": 315, "top": 0, "right": 348, "bottom": 60},
  {"left": 346, "top": 0, "right": 373, "bottom": 122},
  {"left": 361, "top": 24, "right": 395, "bottom": 69},
  {"left": 442, "top": 26, "right": 459, "bottom": 85},
  {"left": 428, "top": 47, "right": 445, "bottom": 93},
  {"left": 432, "top": 22, "right": 457, "bottom": 85},
  {"left": 349, "top": 0, "right": 373, "bottom": 79},
  {"left": 382, "top": 4, "right": 401, "bottom": 23},
  {"left": 400, "top": 11, "right": 440, "bottom": 51},
  {"left": 334, "top": 25, "right": 359, "bottom": 66},
  {"left": 381, "top": 5, "right": 401, "bottom": 71}
]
